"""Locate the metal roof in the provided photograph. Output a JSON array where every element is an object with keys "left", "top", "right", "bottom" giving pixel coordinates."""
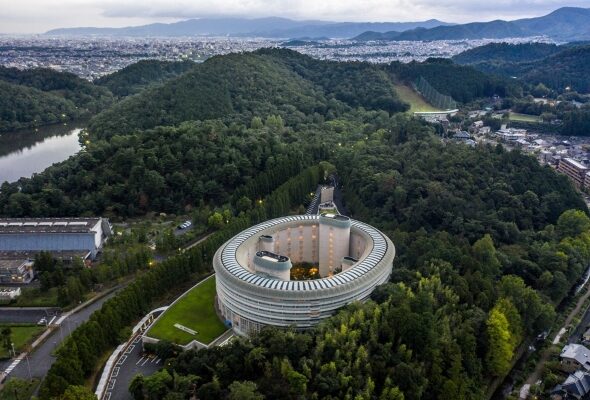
[
  {"left": 0, "top": 218, "right": 102, "bottom": 234},
  {"left": 219, "top": 214, "right": 391, "bottom": 292}
]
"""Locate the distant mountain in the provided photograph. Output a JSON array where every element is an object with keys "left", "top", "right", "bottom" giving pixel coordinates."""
[
  {"left": 354, "top": 7, "right": 590, "bottom": 42},
  {"left": 45, "top": 17, "right": 452, "bottom": 39}
]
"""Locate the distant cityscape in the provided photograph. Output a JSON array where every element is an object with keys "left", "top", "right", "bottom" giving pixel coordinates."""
[{"left": 0, "top": 35, "right": 551, "bottom": 80}]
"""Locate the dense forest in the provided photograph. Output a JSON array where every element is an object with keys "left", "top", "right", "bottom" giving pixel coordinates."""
[
  {"left": 452, "top": 43, "right": 562, "bottom": 65},
  {"left": 0, "top": 66, "right": 113, "bottom": 132},
  {"left": 94, "top": 59, "right": 196, "bottom": 97},
  {"left": 0, "top": 80, "right": 79, "bottom": 131},
  {"left": 386, "top": 58, "right": 522, "bottom": 103},
  {"left": 2, "top": 48, "right": 589, "bottom": 400},
  {"left": 454, "top": 43, "right": 590, "bottom": 94},
  {"left": 87, "top": 49, "right": 411, "bottom": 138},
  {"left": 123, "top": 120, "right": 589, "bottom": 400}
]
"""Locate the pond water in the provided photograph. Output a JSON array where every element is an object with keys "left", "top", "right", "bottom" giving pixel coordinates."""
[{"left": 0, "top": 122, "right": 85, "bottom": 184}]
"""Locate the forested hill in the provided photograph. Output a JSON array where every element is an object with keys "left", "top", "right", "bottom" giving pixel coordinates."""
[
  {"left": 88, "top": 49, "right": 410, "bottom": 138},
  {"left": 454, "top": 43, "right": 590, "bottom": 93},
  {"left": 0, "top": 81, "right": 80, "bottom": 132},
  {"left": 452, "top": 42, "right": 561, "bottom": 65},
  {"left": 387, "top": 58, "right": 521, "bottom": 103},
  {"left": 0, "top": 66, "right": 114, "bottom": 132},
  {"left": 88, "top": 49, "right": 520, "bottom": 138},
  {"left": 94, "top": 59, "right": 196, "bottom": 97},
  {"left": 0, "top": 66, "right": 113, "bottom": 113}
]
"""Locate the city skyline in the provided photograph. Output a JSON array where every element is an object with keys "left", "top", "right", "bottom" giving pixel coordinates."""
[{"left": 2, "top": 0, "right": 590, "bottom": 34}]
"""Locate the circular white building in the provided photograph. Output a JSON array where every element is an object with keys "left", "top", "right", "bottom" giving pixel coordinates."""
[{"left": 213, "top": 214, "right": 395, "bottom": 336}]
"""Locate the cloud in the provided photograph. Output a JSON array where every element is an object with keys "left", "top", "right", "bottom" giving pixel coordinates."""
[{"left": 1, "top": 0, "right": 589, "bottom": 33}]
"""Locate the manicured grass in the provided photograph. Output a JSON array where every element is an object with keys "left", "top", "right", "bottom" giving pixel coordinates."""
[
  {"left": 393, "top": 83, "right": 440, "bottom": 113},
  {"left": 509, "top": 112, "right": 541, "bottom": 123},
  {"left": 0, "top": 324, "right": 45, "bottom": 358},
  {"left": 147, "top": 276, "right": 227, "bottom": 345}
]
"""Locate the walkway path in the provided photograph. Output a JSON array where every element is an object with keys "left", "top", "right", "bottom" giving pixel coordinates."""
[{"left": 519, "top": 285, "right": 590, "bottom": 398}]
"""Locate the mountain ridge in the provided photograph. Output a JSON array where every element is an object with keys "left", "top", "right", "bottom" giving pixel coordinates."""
[
  {"left": 353, "top": 7, "right": 590, "bottom": 42},
  {"left": 45, "top": 17, "right": 452, "bottom": 38}
]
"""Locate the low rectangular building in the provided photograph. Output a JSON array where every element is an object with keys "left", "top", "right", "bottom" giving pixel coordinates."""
[
  {"left": 0, "top": 257, "right": 34, "bottom": 284},
  {"left": 0, "top": 218, "right": 111, "bottom": 259},
  {"left": 0, "top": 287, "right": 21, "bottom": 300}
]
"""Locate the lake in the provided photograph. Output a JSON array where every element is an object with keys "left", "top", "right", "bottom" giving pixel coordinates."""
[{"left": 0, "top": 122, "right": 84, "bottom": 184}]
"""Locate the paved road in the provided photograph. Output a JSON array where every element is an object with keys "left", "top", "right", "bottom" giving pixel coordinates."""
[
  {"left": 569, "top": 302, "right": 590, "bottom": 344},
  {"left": 519, "top": 285, "right": 590, "bottom": 398},
  {"left": 106, "top": 336, "right": 162, "bottom": 400},
  {"left": 7, "top": 289, "right": 122, "bottom": 381},
  {"left": 0, "top": 308, "right": 60, "bottom": 324}
]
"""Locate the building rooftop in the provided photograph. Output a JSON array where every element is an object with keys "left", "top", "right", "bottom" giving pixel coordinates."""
[
  {"left": 563, "top": 158, "right": 588, "bottom": 171},
  {"left": 0, "top": 218, "right": 102, "bottom": 234},
  {"left": 561, "top": 344, "right": 590, "bottom": 370}
]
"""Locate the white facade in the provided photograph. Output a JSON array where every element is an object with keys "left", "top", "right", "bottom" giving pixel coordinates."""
[
  {"left": 214, "top": 215, "right": 395, "bottom": 337},
  {"left": 318, "top": 214, "right": 351, "bottom": 277},
  {"left": 320, "top": 186, "right": 335, "bottom": 203}
]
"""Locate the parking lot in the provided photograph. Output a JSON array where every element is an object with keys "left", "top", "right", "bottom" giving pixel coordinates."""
[{"left": 105, "top": 336, "right": 163, "bottom": 400}]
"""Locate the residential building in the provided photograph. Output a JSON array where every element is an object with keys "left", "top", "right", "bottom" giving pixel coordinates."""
[
  {"left": 557, "top": 158, "right": 588, "bottom": 188},
  {"left": 552, "top": 370, "right": 590, "bottom": 399},
  {"left": 560, "top": 344, "right": 590, "bottom": 372},
  {"left": 212, "top": 214, "right": 395, "bottom": 336}
]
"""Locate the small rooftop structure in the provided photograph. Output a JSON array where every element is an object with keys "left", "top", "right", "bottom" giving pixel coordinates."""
[{"left": 256, "top": 251, "right": 289, "bottom": 263}]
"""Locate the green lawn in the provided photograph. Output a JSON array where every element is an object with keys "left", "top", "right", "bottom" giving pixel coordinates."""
[
  {"left": 509, "top": 112, "right": 541, "bottom": 123},
  {"left": 0, "top": 325, "right": 45, "bottom": 358},
  {"left": 147, "top": 276, "right": 227, "bottom": 345},
  {"left": 393, "top": 83, "right": 440, "bottom": 113}
]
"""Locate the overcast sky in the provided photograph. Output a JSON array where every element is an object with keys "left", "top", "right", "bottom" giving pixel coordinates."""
[{"left": 2, "top": 0, "right": 589, "bottom": 34}]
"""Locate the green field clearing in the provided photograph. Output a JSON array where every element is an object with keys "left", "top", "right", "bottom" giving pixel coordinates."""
[
  {"left": 147, "top": 276, "right": 227, "bottom": 345},
  {"left": 509, "top": 112, "right": 541, "bottom": 123},
  {"left": 393, "top": 84, "right": 440, "bottom": 113},
  {"left": 0, "top": 325, "right": 45, "bottom": 358}
]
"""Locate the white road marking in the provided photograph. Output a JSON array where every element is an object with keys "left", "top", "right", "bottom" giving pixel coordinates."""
[
  {"left": 112, "top": 366, "right": 120, "bottom": 378},
  {"left": 116, "top": 355, "right": 127, "bottom": 365},
  {"left": 141, "top": 357, "right": 149, "bottom": 366},
  {"left": 136, "top": 356, "right": 145, "bottom": 365}
]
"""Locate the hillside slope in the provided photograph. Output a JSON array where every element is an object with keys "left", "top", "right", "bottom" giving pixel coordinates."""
[
  {"left": 354, "top": 7, "right": 590, "bottom": 41},
  {"left": 95, "top": 60, "right": 196, "bottom": 97},
  {"left": 88, "top": 49, "right": 410, "bottom": 138},
  {"left": 455, "top": 44, "right": 590, "bottom": 93},
  {"left": 0, "top": 66, "right": 113, "bottom": 113},
  {"left": 0, "top": 81, "right": 80, "bottom": 132}
]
